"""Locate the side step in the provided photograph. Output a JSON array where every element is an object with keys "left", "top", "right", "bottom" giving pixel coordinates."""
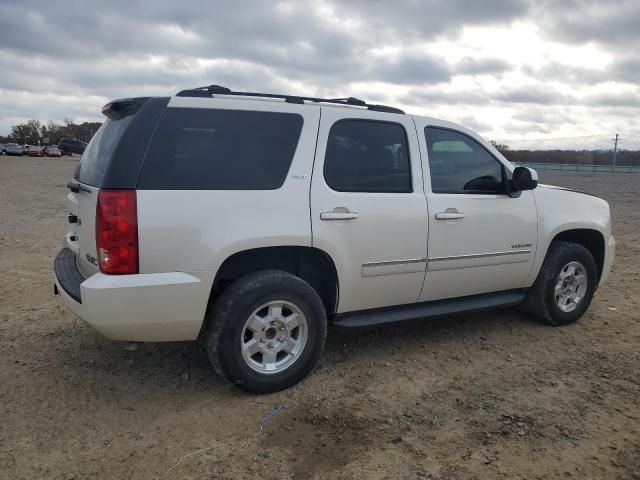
[{"left": 332, "top": 289, "right": 526, "bottom": 329}]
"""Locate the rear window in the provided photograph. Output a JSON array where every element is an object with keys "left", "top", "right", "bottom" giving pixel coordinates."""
[
  {"left": 137, "top": 108, "right": 303, "bottom": 190},
  {"left": 75, "top": 118, "right": 132, "bottom": 186}
]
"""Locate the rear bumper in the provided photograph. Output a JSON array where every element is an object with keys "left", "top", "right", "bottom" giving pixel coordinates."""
[
  {"left": 54, "top": 248, "right": 84, "bottom": 302},
  {"left": 53, "top": 248, "right": 213, "bottom": 342}
]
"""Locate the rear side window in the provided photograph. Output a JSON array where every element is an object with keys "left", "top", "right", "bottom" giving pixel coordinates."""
[
  {"left": 324, "top": 120, "right": 412, "bottom": 193},
  {"left": 75, "top": 118, "right": 132, "bottom": 186},
  {"left": 138, "top": 108, "right": 303, "bottom": 190}
]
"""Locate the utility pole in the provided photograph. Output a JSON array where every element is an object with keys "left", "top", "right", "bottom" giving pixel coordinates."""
[{"left": 612, "top": 133, "right": 619, "bottom": 171}]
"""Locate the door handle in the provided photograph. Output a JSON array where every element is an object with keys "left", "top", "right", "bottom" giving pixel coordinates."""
[
  {"left": 435, "top": 211, "right": 465, "bottom": 220},
  {"left": 320, "top": 208, "right": 359, "bottom": 221}
]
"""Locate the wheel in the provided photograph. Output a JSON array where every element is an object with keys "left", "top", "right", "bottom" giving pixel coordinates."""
[
  {"left": 203, "top": 270, "right": 327, "bottom": 393},
  {"left": 522, "top": 241, "right": 597, "bottom": 326}
]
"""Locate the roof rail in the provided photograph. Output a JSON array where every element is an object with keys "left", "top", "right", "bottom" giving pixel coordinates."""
[{"left": 175, "top": 85, "right": 405, "bottom": 114}]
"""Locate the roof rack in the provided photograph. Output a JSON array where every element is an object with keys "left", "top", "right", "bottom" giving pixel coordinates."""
[{"left": 175, "top": 85, "right": 405, "bottom": 114}]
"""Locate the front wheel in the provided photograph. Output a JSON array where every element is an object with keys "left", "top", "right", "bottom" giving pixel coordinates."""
[
  {"left": 203, "top": 270, "right": 327, "bottom": 393},
  {"left": 522, "top": 241, "right": 597, "bottom": 326}
]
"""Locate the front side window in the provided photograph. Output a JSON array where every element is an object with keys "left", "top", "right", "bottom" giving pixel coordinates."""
[
  {"left": 324, "top": 120, "right": 412, "bottom": 193},
  {"left": 425, "top": 127, "right": 505, "bottom": 194}
]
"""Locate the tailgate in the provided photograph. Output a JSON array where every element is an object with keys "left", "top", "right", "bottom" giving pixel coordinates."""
[
  {"left": 64, "top": 112, "right": 136, "bottom": 278},
  {"left": 60, "top": 96, "right": 168, "bottom": 277},
  {"left": 66, "top": 183, "right": 100, "bottom": 278}
]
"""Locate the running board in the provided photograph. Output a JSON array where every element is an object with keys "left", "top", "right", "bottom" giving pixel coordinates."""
[{"left": 332, "top": 290, "right": 526, "bottom": 329}]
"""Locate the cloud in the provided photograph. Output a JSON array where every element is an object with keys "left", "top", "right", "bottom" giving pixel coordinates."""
[
  {"left": 511, "top": 108, "right": 574, "bottom": 126},
  {"left": 0, "top": 0, "right": 638, "bottom": 141},
  {"left": 493, "top": 86, "right": 571, "bottom": 105},
  {"left": 583, "top": 92, "right": 640, "bottom": 108},
  {"left": 371, "top": 51, "right": 451, "bottom": 85},
  {"left": 455, "top": 57, "right": 512, "bottom": 75},
  {"left": 400, "top": 88, "right": 487, "bottom": 107},
  {"left": 524, "top": 55, "right": 640, "bottom": 86},
  {"left": 537, "top": 0, "right": 640, "bottom": 48},
  {"left": 503, "top": 121, "right": 552, "bottom": 135}
]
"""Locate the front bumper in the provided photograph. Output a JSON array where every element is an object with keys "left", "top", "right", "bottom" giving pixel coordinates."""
[
  {"left": 53, "top": 248, "right": 213, "bottom": 342},
  {"left": 599, "top": 234, "right": 616, "bottom": 287}
]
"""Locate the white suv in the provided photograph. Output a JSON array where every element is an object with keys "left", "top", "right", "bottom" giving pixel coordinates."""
[{"left": 54, "top": 85, "right": 615, "bottom": 392}]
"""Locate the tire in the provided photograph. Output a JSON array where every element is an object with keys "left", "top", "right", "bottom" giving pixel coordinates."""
[
  {"left": 522, "top": 241, "right": 597, "bottom": 326},
  {"left": 203, "top": 270, "right": 327, "bottom": 393}
]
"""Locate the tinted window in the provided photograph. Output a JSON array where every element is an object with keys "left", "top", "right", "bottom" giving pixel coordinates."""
[
  {"left": 138, "top": 108, "right": 303, "bottom": 190},
  {"left": 75, "top": 117, "right": 132, "bottom": 186},
  {"left": 425, "top": 127, "right": 504, "bottom": 193},
  {"left": 324, "top": 120, "right": 411, "bottom": 193}
]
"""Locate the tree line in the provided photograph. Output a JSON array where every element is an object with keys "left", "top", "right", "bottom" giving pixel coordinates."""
[
  {"left": 490, "top": 142, "right": 640, "bottom": 166},
  {"left": 0, "top": 119, "right": 103, "bottom": 145}
]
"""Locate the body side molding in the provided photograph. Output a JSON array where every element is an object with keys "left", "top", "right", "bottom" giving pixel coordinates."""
[{"left": 429, "top": 249, "right": 531, "bottom": 262}]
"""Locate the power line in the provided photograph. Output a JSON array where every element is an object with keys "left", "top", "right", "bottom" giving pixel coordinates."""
[{"left": 492, "top": 132, "right": 640, "bottom": 152}]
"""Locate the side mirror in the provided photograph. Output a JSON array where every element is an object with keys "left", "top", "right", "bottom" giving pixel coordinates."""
[{"left": 511, "top": 166, "right": 538, "bottom": 192}]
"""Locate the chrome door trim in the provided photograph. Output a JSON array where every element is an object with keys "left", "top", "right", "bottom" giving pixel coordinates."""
[
  {"left": 429, "top": 249, "right": 531, "bottom": 262},
  {"left": 361, "top": 258, "right": 427, "bottom": 278},
  {"left": 362, "top": 257, "right": 427, "bottom": 268}
]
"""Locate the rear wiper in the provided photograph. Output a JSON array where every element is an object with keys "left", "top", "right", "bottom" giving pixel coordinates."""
[{"left": 66, "top": 181, "right": 92, "bottom": 193}]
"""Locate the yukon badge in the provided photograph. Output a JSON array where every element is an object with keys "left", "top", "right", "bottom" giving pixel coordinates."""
[{"left": 511, "top": 243, "right": 532, "bottom": 249}]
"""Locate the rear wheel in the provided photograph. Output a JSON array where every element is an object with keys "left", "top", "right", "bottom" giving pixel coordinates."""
[
  {"left": 203, "top": 270, "right": 327, "bottom": 393},
  {"left": 522, "top": 241, "right": 597, "bottom": 326}
]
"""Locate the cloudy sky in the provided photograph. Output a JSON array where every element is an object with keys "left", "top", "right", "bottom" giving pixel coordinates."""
[{"left": 1, "top": 0, "right": 639, "bottom": 148}]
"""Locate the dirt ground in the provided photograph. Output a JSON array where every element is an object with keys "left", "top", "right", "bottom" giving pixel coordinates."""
[{"left": 0, "top": 155, "right": 638, "bottom": 480}]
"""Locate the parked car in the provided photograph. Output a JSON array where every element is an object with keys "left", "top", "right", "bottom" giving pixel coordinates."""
[
  {"left": 43, "top": 146, "right": 62, "bottom": 157},
  {"left": 58, "top": 138, "right": 87, "bottom": 155},
  {"left": 5, "top": 143, "right": 24, "bottom": 156},
  {"left": 0, "top": 144, "right": 5, "bottom": 154},
  {"left": 25, "top": 145, "right": 44, "bottom": 157},
  {"left": 53, "top": 86, "right": 616, "bottom": 393}
]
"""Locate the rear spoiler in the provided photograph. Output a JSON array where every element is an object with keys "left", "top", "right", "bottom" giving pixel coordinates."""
[{"left": 102, "top": 97, "right": 150, "bottom": 120}]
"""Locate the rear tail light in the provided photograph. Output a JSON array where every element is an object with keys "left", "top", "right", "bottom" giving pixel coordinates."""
[{"left": 96, "top": 189, "right": 138, "bottom": 274}]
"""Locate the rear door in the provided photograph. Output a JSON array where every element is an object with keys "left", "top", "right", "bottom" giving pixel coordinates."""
[
  {"left": 134, "top": 97, "right": 320, "bottom": 275},
  {"left": 311, "top": 108, "right": 428, "bottom": 313}
]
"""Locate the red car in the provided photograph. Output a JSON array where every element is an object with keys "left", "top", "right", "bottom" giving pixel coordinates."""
[
  {"left": 25, "top": 145, "right": 44, "bottom": 157},
  {"left": 43, "top": 146, "right": 62, "bottom": 157}
]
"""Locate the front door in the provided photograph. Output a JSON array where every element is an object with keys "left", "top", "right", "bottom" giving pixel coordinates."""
[
  {"left": 415, "top": 122, "right": 538, "bottom": 302},
  {"left": 311, "top": 108, "right": 428, "bottom": 313}
]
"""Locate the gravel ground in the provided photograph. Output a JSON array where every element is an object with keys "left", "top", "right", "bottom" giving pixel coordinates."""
[{"left": 0, "top": 155, "right": 638, "bottom": 480}]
